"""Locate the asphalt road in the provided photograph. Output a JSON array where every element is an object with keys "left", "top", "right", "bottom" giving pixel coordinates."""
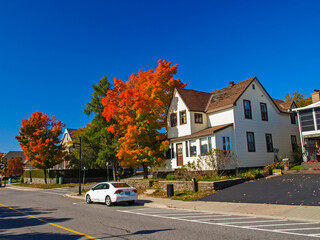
[
  {"left": 199, "top": 173, "right": 320, "bottom": 206},
  {"left": 1, "top": 185, "right": 320, "bottom": 239}
]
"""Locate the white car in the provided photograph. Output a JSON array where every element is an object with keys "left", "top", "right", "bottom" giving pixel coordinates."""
[{"left": 85, "top": 182, "right": 138, "bottom": 206}]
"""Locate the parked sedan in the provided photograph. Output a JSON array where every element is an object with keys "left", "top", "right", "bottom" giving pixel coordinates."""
[{"left": 85, "top": 182, "right": 138, "bottom": 206}]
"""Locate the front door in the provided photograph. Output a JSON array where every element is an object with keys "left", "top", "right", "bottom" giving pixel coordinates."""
[{"left": 176, "top": 143, "right": 183, "bottom": 166}]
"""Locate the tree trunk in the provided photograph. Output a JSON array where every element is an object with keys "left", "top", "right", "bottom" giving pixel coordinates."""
[
  {"left": 112, "top": 159, "right": 117, "bottom": 181},
  {"left": 44, "top": 169, "right": 47, "bottom": 184},
  {"left": 142, "top": 163, "right": 148, "bottom": 179}
]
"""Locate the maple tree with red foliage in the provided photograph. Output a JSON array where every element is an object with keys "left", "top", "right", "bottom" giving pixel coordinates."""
[
  {"left": 102, "top": 60, "right": 186, "bottom": 177},
  {"left": 5, "top": 157, "right": 25, "bottom": 177},
  {"left": 15, "top": 112, "right": 66, "bottom": 183}
]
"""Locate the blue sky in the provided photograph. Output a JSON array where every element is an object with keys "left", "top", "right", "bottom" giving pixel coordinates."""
[{"left": 1, "top": 0, "right": 319, "bottom": 153}]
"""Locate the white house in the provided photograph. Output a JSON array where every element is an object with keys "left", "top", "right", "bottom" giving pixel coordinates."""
[
  {"left": 53, "top": 128, "right": 78, "bottom": 169},
  {"left": 165, "top": 77, "right": 300, "bottom": 170},
  {"left": 293, "top": 90, "right": 320, "bottom": 162}
]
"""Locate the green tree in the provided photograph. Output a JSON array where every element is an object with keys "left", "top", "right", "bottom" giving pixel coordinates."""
[
  {"left": 68, "top": 76, "right": 118, "bottom": 180},
  {"left": 284, "top": 90, "right": 312, "bottom": 107}
]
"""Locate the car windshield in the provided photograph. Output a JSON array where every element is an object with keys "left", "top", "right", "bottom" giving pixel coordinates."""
[{"left": 112, "top": 183, "right": 131, "bottom": 188}]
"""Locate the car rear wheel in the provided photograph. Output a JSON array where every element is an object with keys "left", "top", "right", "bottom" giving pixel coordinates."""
[
  {"left": 105, "top": 196, "right": 113, "bottom": 206},
  {"left": 86, "top": 194, "right": 92, "bottom": 204}
]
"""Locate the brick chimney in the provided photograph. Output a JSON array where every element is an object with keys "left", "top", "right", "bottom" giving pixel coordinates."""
[
  {"left": 229, "top": 81, "right": 235, "bottom": 87},
  {"left": 312, "top": 89, "right": 320, "bottom": 103}
]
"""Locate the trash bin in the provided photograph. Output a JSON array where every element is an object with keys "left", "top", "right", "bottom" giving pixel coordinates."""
[
  {"left": 167, "top": 184, "right": 174, "bottom": 197},
  {"left": 59, "top": 177, "right": 64, "bottom": 184}
]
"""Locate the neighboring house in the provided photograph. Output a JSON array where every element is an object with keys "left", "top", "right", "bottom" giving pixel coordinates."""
[
  {"left": 293, "top": 90, "right": 320, "bottom": 162},
  {"left": 165, "top": 77, "right": 300, "bottom": 171},
  {"left": 2, "top": 151, "right": 35, "bottom": 171},
  {"left": 54, "top": 128, "right": 78, "bottom": 169}
]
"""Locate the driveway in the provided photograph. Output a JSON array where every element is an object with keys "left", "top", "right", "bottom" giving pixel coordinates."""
[{"left": 198, "top": 173, "right": 320, "bottom": 206}]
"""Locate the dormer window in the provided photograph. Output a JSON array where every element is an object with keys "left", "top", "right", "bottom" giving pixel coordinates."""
[
  {"left": 170, "top": 113, "right": 177, "bottom": 127},
  {"left": 195, "top": 113, "right": 203, "bottom": 124}
]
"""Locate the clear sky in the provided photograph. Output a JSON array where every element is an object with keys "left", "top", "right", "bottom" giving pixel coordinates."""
[{"left": 0, "top": 0, "right": 319, "bottom": 153}]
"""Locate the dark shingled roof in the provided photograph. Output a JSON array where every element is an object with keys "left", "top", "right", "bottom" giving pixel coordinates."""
[
  {"left": 175, "top": 76, "right": 290, "bottom": 114},
  {"left": 206, "top": 77, "right": 256, "bottom": 113},
  {"left": 177, "top": 89, "right": 212, "bottom": 112},
  {"left": 273, "top": 99, "right": 294, "bottom": 112},
  {"left": 169, "top": 123, "right": 233, "bottom": 142}
]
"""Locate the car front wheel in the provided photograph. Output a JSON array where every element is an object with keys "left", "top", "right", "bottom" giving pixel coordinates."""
[
  {"left": 105, "top": 196, "right": 113, "bottom": 206},
  {"left": 86, "top": 194, "right": 92, "bottom": 204}
]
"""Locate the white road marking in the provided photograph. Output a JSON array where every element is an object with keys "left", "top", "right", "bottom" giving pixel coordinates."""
[
  {"left": 276, "top": 227, "right": 320, "bottom": 232},
  {"left": 249, "top": 222, "right": 319, "bottom": 228},
  {"left": 197, "top": 217, "right": 256, "bottom": 221},
  {"left": 226, "top": 219, "right": 285, "bottom": 225},
  {"left": 119, "top": 208, "right": 320, "bottom": 238}
]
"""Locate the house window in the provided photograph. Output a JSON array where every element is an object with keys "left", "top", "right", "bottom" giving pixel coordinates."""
[
  {"left": 260, "top": 103, "right": 268, "bottom": 121},
  {"left": 189, "top": 140, "right": 197, "bottom": 157},
  {"left": 315, "top": 108, "right": 320, "bottom": 129},
  {"left": 265, "top": 134, "right": 273, "bottom": 152},
  {"left": 165, "top": 148, "right": 171, "bottom": 159},
  {"left": 252, "top": 84, "right": 255, "bottom": 90},
  {"left": 290, "top": 112, "right": 296, "bottom": 124},
  {"left": 222, "top": 137, "right": 231, "bottom": 151},
  {"left": 291, "top": 135, "right": 297, "bottom": 152},
  {"left": 180, "top": 110, "right": 187, "bottom": 125},
  {"left": 300, "top": 109, "right": 315, "bottom": 132},
  {"left": 200, "top": 137, "right": 208, "bottom": 154},
  {"left": 185, "top": 141, "right": 189, "bottom": 157},
  {"left": 195, "top": 113, "right": 203, "bottom": 124},
  {"left": 170, "top": 113, "right": 177, "bottom": 127},
  {"left": 247, "top": 132, "right": 256, "bottom": 152},
  {"left": 243, "top": 100, "right": 252, "bottom": 119},
  {"left": 208, "top": 136, "right": 212, "bottom": 150},
  {"left": 171, "top": 143, "right": 175, "bottom": 158}
]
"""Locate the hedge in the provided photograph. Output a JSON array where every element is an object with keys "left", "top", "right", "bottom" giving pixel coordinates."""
[{"left": 23, "top": 169, "right": 113, "bottom": 179}]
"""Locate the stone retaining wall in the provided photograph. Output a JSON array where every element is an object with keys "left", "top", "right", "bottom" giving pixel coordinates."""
[{"left": 124, "top": 178, "right": 246, "bottom": 191}]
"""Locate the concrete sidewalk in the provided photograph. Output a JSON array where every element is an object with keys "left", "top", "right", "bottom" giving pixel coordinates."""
[{"left": 66, "top": 192, "right": 320, "bottom": 223}]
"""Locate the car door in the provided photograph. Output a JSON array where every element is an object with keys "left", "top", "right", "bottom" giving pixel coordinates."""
[
  {"left": 91, "top": 184, "right": 103, "bottom": 201},
  {"left": 98, "top": 183, "right": 110, "bottom": 202}
]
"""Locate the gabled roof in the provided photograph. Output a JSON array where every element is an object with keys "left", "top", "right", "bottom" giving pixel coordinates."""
[
  {"left": 169, "top": 123, "right": 233, "bottom": 142},
  {"left": 273, "top": 99, "right": 294, "bottom": 112},
  {"left": 206, "top": 77, "right": 256, "bottom": 113},
  {"left": 174, "top": 76, "right": 289, "bottom": 114},
  {"left": 65, "top": 128, "right": 78, "bottom": 141},
  {"left": 177, "top": 89, "right": 212, "bottom": 112}
]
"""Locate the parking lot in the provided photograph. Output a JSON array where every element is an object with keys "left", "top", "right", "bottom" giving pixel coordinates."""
[{"left": 198, "top": 173, "right": 320, "bottom": 206}]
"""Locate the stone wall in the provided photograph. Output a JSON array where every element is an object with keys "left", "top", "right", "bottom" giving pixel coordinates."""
[{"left": 124, "top": 178, "right": 246, "bottom": 191}]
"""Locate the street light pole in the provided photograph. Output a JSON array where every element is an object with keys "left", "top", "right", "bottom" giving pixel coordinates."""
[{"left": 78, "top": 136, "right": 82, "bottom": 195}]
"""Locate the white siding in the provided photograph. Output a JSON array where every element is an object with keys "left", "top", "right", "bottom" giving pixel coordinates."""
[
  {"left": 167, "top": 91, "right": 192, "bottom": 139},
  {"left": 233, "top": 79, "right": 300, "bottom": 168},
  {"left": 207, "top": 108, "right": 234, "bottom": 127},
  {"left": 191, "top": 112, "right": 207, "bottom": 134}
]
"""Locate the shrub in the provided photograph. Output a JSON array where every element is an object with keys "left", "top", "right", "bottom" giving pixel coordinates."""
[
  {"left": 264, "top": 161, "right": 284, "bottom": 176},
  {"left": 239, "top": 169, "right": 264, "bottom": 180},
  {"left": 166, "top": 174, "right": 178, "bottom": 180}
]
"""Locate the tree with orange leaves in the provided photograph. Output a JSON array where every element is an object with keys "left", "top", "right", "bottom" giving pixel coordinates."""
[
  {"left": 15, "top": 112, "right": 66, "bottom": 183},
  {"left": 5, "top": 157, "right": 25, "bottom": 177},
  {"left": 102, "top": 60, "right": 186, "bottom": 178}
]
